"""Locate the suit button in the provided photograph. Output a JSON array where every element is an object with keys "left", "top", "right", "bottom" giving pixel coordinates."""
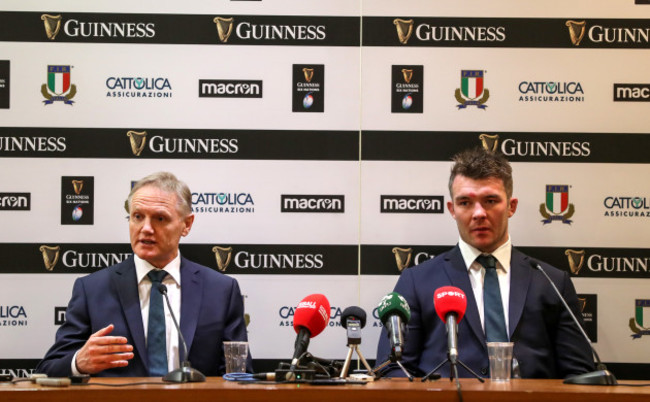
[{"left": 481, "top": 367, "right": 488, "bottom": 375}]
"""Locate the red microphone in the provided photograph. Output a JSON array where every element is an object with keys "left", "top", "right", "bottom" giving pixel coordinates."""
[
  {"left": 293, "top": 293, "right": 330, "bottom": 337},
  {"left": 434, "top": 286, "right": 467, "bottom": 322},
  {"left": 433, "top": 287, "right": 467, "bottom": 364},
  {"left": 290, "top": 294, "right": 330, "bottom": 370}
]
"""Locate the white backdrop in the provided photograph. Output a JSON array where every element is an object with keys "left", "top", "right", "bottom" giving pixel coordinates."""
[{"left": 1, "top": 0, "right": 649, "bottom": 378}]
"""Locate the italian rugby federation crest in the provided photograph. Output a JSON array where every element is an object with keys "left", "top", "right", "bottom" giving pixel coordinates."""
[
  {"left": 41, "top": 65, "right": 76, "bottom": 105},
  {"left": 540, "top": 185, "right": 575, "bottom": 224},
  {"left": 455, "top": 70, "right": 489, "bottom": 109},
  {"left": 629, "top": 300, "right": 650, "bottom": 339}
]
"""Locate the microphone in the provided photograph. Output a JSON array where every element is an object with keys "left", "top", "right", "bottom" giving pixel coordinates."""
[
  {"left": 529, "top": 260, "right": 617, "bottom": 385},
  {"left": 157, "top": 284, "right": 206, "bottom": 383},
  {"left": 339, "top": 306, "right": 373, "bottom": 378},
  {"left": 289, "top": 294, "right": 330, "bottom": 371},
  {"left": 340, "top": 306, "right": 366, "bottom": 345},
  {"left": 433, "top": 286, "right": 467, "bottom": 365},
  {"left": 377, "top": 292, "right": 411, "bottom": 361}
]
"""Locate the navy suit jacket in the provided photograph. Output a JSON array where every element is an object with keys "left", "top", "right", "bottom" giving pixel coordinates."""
[
  {"left": 36, "top": 256, "right": 251, "bottom": 377},
  {"left": 376, "top": 246, "right": 595, "bottom": 379}
]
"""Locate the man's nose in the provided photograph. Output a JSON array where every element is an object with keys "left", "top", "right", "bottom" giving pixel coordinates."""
[
  {"left": 142, "top": 217, "right": 154, "bottom": 232},
  {"left": 472, "top": 203, "right": 487, "bottom": 219}
]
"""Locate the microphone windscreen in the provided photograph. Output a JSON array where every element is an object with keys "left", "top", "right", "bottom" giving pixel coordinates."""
[
  {"left": 434, "top": 286, "right": 467, "bottom": 323},
  {"left": 293, "top": 294, "right": 330, "bottom": 337},
  {"left": 377, "top": 292, "right": 411, "bottom": 325},
  {"left": 340, "top": 306, "right": 367, "bottom": 329}
]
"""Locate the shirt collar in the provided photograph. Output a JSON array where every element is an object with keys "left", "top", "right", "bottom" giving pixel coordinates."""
[
  {"left": 458, "top": 236, "right": 512, "bottom": 273},
  {"left": 134, "top": 253, "right": 182, "bottom": 286}
]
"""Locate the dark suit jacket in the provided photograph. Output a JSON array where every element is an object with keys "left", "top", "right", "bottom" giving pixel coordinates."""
[
  {"left": 376, "top": 246, "right": 594, "bottom": 379},
  {"left": 36, "top": 256, "right": 251, "bottom": 377}
]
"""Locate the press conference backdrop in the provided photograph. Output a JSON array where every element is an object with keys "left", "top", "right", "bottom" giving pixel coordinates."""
[{"left": 1, "top": 0, "right": 649, "bottom": 379}]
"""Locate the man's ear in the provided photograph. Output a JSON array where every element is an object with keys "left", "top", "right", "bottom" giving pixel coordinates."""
[
  {"left": 508, "top": 197, "right": 518, "bottom": 218},
  {"left": 182, "top": 214, "right": 195, "bottom": 237}
]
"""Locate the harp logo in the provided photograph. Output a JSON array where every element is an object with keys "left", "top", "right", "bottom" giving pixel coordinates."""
[
  {"left": 565, "top": 249, "right": 586, "bottom": 275},
  {"left": 127, "top": 130, "right": 147, "bottom": 156},
  {"left": 41, "top": 14, "right": 62, "bottom": 40},
  {"left": 392, "top": 247, "right": 412, "bottom": 272},
  {"left": 565, "top": 20, "right": 586, "bottom": 46},
  {"left": 214, "top": 17, "right": 235, "bottom": 42},
  {"left": 39, "top": 245, "right": 61, "bottom": 271},
  {"left": 393, "top": 18, "right": 414, "bottom": 44},
  {"left": 212, "top": 246, "right": 233, "bottom": 272},
  {"left": 478, "top": 134, "right": 499, "bottom": 153}
]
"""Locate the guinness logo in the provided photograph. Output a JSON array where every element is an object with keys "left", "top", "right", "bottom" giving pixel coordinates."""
[
  {"left": 214, "top": 17, "right": 235, "bottom": 43},
  {"left": 565, "top": 249, "right": 586, "bottom": 275},
  {"left": 401, "top": 69, "right": 413, "bottom": 84},
  {"left": 479, "top": 133, "right": 499, "bottom": 153},
  {"left": 39, "top": 245, "right": 61, "bottom": 271},
  {"left": 126, "top": 130, "right": 147, "bottom": 156},
  {"left": 212, "top": 246, "right": 233, "bottom": 272},
  {"left": 41, "top": 14, "right": 62, "bottom": 40},
  {"left": 72, "top": 180, "right": 84, "bottom": 195},
  {"left": 302, "top": 68, "right": 314, "bottom": 83},
  {"left": 393, "top": 18, "right": 414, "bottom": 44},
  {"left": 577, "top": 297, "right": 587, "bottom": 312},
  {"left": 565, "top": 20, "right": 587, "bottom": 46},
  {"left": 392, "top": 247, "right": 413, "bottom": 272}
]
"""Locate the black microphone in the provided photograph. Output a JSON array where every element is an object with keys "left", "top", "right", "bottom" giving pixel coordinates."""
[
  {"left": 157, "top": 284, "right": 206, "bottom": 383},
  {"left": 529, "top": 260, "right": 617, "bottom": 385},
  {"left": 340, "top": 306, "right": 366, "bottom": 345}
]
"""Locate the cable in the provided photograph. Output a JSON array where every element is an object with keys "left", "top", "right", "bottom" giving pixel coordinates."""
[{"left": 222, "top": 373, "right": 256, "bottom": 382}]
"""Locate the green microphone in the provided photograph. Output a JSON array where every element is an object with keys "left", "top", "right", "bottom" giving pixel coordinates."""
[{"left": 377, "top": 292, "right": 411, "bottom": 360}]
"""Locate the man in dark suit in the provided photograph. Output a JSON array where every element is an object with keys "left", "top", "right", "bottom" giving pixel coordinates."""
[
  {"left": 376, "top": 147, "right": 594, "bottom": 379},
  {"left": 37, "top": 172, "right": 251, "bottom": 377}
]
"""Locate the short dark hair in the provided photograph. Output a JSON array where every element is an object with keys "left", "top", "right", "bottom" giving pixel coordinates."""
[
  {"left": 448, "top": 147, "right": 513, "bottom": 199},
  {"left": 125, "top": 171, "right": 192, "bottom": 216}
]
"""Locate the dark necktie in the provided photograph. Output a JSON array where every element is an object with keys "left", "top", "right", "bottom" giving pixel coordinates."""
[
  {"left": 147, "top": 269, "right": 168, "bottom": 376},
  {"left": 477, "top": 255, "right": 508, "bottom": 342}
]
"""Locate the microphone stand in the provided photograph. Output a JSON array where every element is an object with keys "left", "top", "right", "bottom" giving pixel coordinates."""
[
  {"left": 373, "top": 357, "right": 413, "bottom": 381},
  {"left": 422, "top": 353, "right": 484, "bottom": 382},
  {"left": 340, "top": 345, "right": 373, "bottom": 378},
  {"left": 422, "top": 315, "right": 484, "bottom": 383},
  {"left": 531, "top": 261, "right": 617, "bottom": 386},
  {"left": 339, "top": 319, "right": 373, "bottom": 378},
  {"left": 159, "top": 285, "right": 206, "bottom": 383},
  {"left": 373, "top": 322, "right": 413, "bottom": 381}
]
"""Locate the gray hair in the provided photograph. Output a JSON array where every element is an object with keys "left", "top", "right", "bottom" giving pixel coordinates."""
[{"left": 125, "top": 171, "right": 192, "bottom": 216}]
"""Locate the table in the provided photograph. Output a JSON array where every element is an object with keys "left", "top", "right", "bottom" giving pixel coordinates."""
[{"left": 2, "top": 377, "right": 649, "bottom": 402}]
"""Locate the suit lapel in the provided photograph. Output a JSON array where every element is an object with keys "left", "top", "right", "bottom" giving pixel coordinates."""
[
  {"left": 508, "top": 248, "right": 532, "bottom": 339},
  {"left": 443, "top": 246, "right": 486, "bottom": 350},
  {"left": 113, "top": 258, "right": 147, "bottom": 371},
  {"left": 180, "top": 258, "right": 202, "bottom": 355}
]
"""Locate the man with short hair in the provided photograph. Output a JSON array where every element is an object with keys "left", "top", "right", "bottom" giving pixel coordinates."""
[
  {"left": 37, "top": 172, "right": 251, "bottom": 377},
  {"left": 376, "top": 147, "right": 594, "bottom": 378}
]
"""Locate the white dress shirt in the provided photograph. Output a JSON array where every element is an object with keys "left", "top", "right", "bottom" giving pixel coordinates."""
[
  {"left": 134, "top": 253, "right": 182, "bottom": 374},
  {"left": 457, "top": 237, "right": 512, "bottom": 337}
]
